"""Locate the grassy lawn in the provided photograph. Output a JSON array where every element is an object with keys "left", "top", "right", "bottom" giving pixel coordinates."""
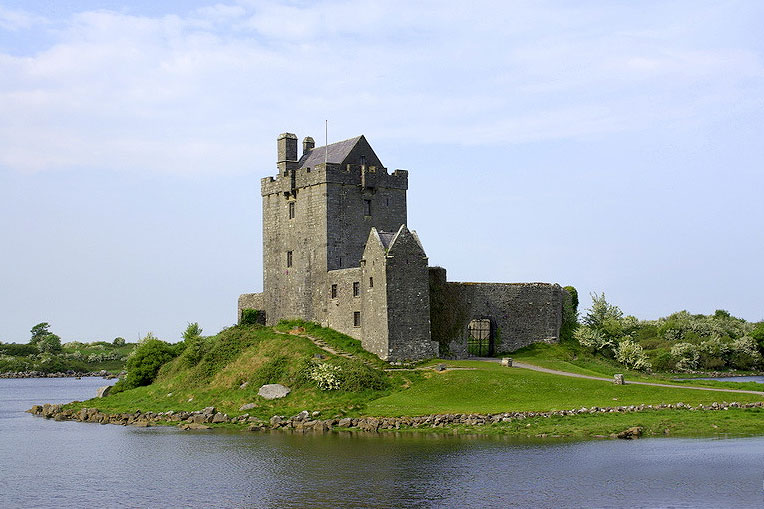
[
  {"left": 61, "top": 324, "right": 764, "bottom": 438},
  {"left": 366, "top": 360, "right": 763, "bottom": 416}
]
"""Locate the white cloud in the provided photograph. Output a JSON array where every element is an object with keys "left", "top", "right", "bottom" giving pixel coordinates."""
[{"left": 0, "top": 1, "right": 762, "bottom": 174}]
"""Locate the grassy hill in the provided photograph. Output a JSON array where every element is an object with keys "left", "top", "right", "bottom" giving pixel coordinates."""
[{"left": 63, "top": 322, "right": 764, "bottom": 438}]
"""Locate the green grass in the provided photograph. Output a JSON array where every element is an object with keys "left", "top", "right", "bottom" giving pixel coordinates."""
[
  {"left": 393, "top": 407, "right": 764, "bottom": 439},
  {"left": 61, "top": 324, "right": 764, "bottom": 438},
  {"left": 365, "top": 360, "right": 763, "bottom": 416}
]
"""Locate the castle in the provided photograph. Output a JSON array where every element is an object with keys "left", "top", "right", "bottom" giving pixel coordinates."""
[{"left": 238, "top": 133, "right": 567, "bottom": 361}]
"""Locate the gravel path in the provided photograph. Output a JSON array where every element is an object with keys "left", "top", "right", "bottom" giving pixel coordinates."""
[{"left": 472, "top": 357, "right": 764, "bottom": 396}]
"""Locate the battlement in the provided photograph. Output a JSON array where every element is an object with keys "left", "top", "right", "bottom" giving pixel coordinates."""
[{"left": 261, "top": 163, "right": 408, "bottom": 196}]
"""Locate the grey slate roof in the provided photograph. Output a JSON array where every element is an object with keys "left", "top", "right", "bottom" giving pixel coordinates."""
[
  {"left": 377, "top": 230, "right": 397, "bottom": 250},
  {"left": 296, "top": 136, "right": 362, "bottom": 169}
]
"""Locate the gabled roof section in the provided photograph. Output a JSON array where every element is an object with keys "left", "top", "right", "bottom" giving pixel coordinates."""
[
  {"left": 296, "top": 135, "right": 383, "bottom": 169},
  {"left": 387, "top": 224, "right": 427, "bottom": 257}
]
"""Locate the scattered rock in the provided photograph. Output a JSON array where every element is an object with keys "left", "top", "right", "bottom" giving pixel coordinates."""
[
  {"left": 288, "top": 327, "right": 306, "bottom": 335},
  {"left": 501, "top": 358, "right": 513, "bottom": 367},
  {"left": 239, "top": 403, "right": 258, "bottom": 411},
  {"left": 434, "top": 364, "right": 447, "bottom": 372},
  {"left": 179, "top": 423, "right": 211, "bottom": 430},
  {"left": 258, "top": 384, "right": 290, "bottom": 400},
  {"left": 96, "top": 385, "right": 112, "bottom": 398},
  {"left": 613, "top": 374, "right": 625, "bottom": 385},
  {"left": 239, "top": 382, "right": 249, "bottom": 390},
  {"left": 313, "top": 353, "right": 325, "bottom": 360},
  {"left": 616, "top": 427, "right": 643, "bottom": 440},
  {"left": 212, "top": 413, "right": 229, "bottom": 424},
  {"left": 202, "top": 406, "right": 216, "bottom": 415}
]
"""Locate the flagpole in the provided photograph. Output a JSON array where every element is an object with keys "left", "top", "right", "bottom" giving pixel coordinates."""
[{"left": 325, "top": 120, "right": 328, "bottom": 166}]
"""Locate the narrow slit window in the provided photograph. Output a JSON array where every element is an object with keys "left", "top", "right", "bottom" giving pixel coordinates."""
[
  {"left": 288, "top": 201, "right": 295, "bottom": 219},
  {"left": 286, "top": 251, "right": 293, "bottom": 268},
  {"left": 353, "top": 281, "right": 360, "bottom": 297},
  {"left": 364, "top": 199, "right": 372, "bottom": 216},
  {"left": 353, "top": 311, "right": 361, "bottom": 327},
  {"left": 331, "top": 284, "right": 338, "bottom": 299},
  {"left": 369, "top": 276, "right": 374, "bottom": 288}
]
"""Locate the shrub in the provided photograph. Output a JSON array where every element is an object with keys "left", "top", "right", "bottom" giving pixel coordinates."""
[
  {"left": 114, "top": 335, "right": 177, "bottom": 391},
  {"left": 614, "top": 339, "right": 652, "bottom": 371},
  {"left": 670, "top": 342, "right": 700, "bottom": 372},
  {"left": 729, "top": 336, "right": 762, "bottom": 370},
  {"left": 574, "top": 326, "right": 615, "bottom": 353},
  {"left": 309, "top": 362, "right": 342, "bottom": 390},
  {"left": 241, "top": 309, "right": 265, "bottom": 326},
  {"left": 112, "top": 337, "right": 126, "bottom": 347},
  {"left": 650, "top": 351, "right": 675, "bottom": 372},
  {"left": 0, "top": 343, "right": 38, "bottom": 356},
  {"left": 560, "top": 286, "right": 579, "bottom": 342}
]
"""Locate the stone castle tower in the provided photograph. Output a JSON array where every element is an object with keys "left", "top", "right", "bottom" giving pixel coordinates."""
[
  {"left": 239, "top": 133, "right": 566, "bottom": 361},
  {"left": 238, "top": 133, "right": 437, "bottom": 360}
]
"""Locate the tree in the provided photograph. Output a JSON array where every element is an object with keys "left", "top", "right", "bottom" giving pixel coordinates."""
[
  {"left": 112, "top": 337, "right": 126, "bottom": 347},
  {"left": 182, "top": 322, "right": 203, "bottom": 342},
  {"left": 29, "top": 322, "right": 52, "bottom": 344},
  {"left": 29, "top": 322, "right": 62, "bottom": 354}
]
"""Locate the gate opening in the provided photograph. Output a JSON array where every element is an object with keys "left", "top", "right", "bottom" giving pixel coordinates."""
[{"left": 467, "top": 318, "right": 493, "bottom": 357}]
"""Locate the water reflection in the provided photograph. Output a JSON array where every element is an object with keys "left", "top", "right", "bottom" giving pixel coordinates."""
[{"left": 2, "top": 379, "right": 763, "bottom": 508}]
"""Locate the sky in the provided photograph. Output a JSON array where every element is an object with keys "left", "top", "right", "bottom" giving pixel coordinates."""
[{"left": 1, "top": 0, "right": 762, "bottom": 343}]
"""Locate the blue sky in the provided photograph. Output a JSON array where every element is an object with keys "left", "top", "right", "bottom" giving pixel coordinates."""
[{"left": 1, "top": 1, "right": 762, "bottom": 343}]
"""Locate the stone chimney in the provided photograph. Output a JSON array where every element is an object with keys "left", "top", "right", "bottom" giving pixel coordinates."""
[
  {"left": 277, "top": 133, "right": 298, "bottom": 173},
  {"left": 303, "top": 136, "right": 315, "bottom": 156}
]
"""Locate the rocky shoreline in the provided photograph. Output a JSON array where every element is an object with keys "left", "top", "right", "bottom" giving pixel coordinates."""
[
  {"left": 27, "top": 400, "right": 764, "bottom": 438},
  {"left": 0, "top": 370, "right": 120, "bottom": 379}
]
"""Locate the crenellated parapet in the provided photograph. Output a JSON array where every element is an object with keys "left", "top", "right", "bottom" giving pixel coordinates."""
[{"left": 261, "top": 164, "right": 408, "bottom": 197}]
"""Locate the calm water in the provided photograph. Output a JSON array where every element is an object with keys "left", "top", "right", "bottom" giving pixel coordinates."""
[
  {"left": 680, "top": 376, "right": 764, "bottom": 384},
  {"left": 1, "top": 378, "right": 763, "bottom": 508}
]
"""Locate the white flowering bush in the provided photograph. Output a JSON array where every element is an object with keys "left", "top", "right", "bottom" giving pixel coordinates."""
[
  {"left": 574, "top": 326, "right": 615, "bottom": 352},
  {"left": 309, "top": 362, "right": 342, "bottom": 391},
  {"left": 729, "top": 336, "right": 762, "bottom": 369},
  {"left": 670, "top": 342, "right": 700, "bottom": 371},
  {"left": 614, "top": 340, "right": 652, "bottom": 371}
]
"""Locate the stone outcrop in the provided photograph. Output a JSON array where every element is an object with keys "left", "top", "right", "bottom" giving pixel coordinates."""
[
  {"left": 258, "top": 384, "right": 290, "bottom": 400},
  {"left": 1, "top": 370, "right": 118, "bottom": 379}
]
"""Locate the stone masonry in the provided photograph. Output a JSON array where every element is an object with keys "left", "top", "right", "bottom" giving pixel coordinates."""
[{"left": 238, "top": 133, "right": 566, "bottom": 360}]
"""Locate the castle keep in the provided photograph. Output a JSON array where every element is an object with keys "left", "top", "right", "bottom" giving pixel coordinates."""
[{"left": 238, "top": 133, "right": 566, "bottom": 361}]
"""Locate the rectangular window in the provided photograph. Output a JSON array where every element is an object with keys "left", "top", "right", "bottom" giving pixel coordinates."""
[
  {"left": 331, "top": 284, "right": 337, "bottom": 299},
  {"left": 369, "top": 276, "right": 374, "bottom": 288},
  {"left": 286, "top": 251, "right": 293, "bottom": 268},
  {"left": 353, "top": 281, "right": 360, "bottom": 297},
  {"left": 364, "top": 199, "right": 372, "bottom": 216},
  {"left": 353, "top": 311, "right": 361, "bottom": 327},
  {"left": 288, "top": 201, "right": 295, "bottom": 219}
]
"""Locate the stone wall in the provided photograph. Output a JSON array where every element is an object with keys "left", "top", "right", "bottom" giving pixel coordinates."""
[
  {"left": 430, "top": 267, "right": 564, "bottom": 358},
  {"left": 384, "top": 227, "right": 437, "bottom": 361},
  {"left": 361, "top": 230, "right": 390, "bottom": 359},
  {"left": 323, "top": 267, "right": 363, "bottom": 340},
  {"left": 237, "top": 293, "right": 264, "bottom": 323}
]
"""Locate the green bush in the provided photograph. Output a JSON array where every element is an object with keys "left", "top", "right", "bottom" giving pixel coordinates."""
[
  {"left": 650, "top": 351, "right": 675, "bottom": 372},
  {"left": 114, "top": 336, "right": 177, "bottom": 392},
  {"left": 560, "top": 286, "right": 579, "bottom": 342},
  {"left": 112, "top": 337, "right": 126, "bottom": 347},
  {"left": 0, "top": 343, "right": 38, "bottom": 356},
  {"left": 241, "top": 309, "right": 265, "bottom": 326}
]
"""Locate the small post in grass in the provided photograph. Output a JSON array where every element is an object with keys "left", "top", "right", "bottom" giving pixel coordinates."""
[
  {"left": 614, "top": 374, "right": 625, "bottom": 385},
  {"left": 501, "top": 357, "right": 513, "bottom": 367}
]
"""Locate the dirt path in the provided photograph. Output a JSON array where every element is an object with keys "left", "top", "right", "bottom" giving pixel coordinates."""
[{"left": 472, "top": 357, "right": 764, "bottom": 396}]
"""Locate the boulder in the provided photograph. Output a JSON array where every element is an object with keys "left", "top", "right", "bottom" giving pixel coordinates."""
[
  {"left": 258, "top": 384, "right": 290, "bottom": 400},
  {"left": 96, "top": 385, "right": 112, "bottom": 398},
  {"left": 613, "top": 374, "right": 625, "bottom": 385},
  {"left": 239, "top": 403, "right": 258, "bottom": 411},
  {"left": 616, "top": 427, "right": 643, "bottom": 440}
]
